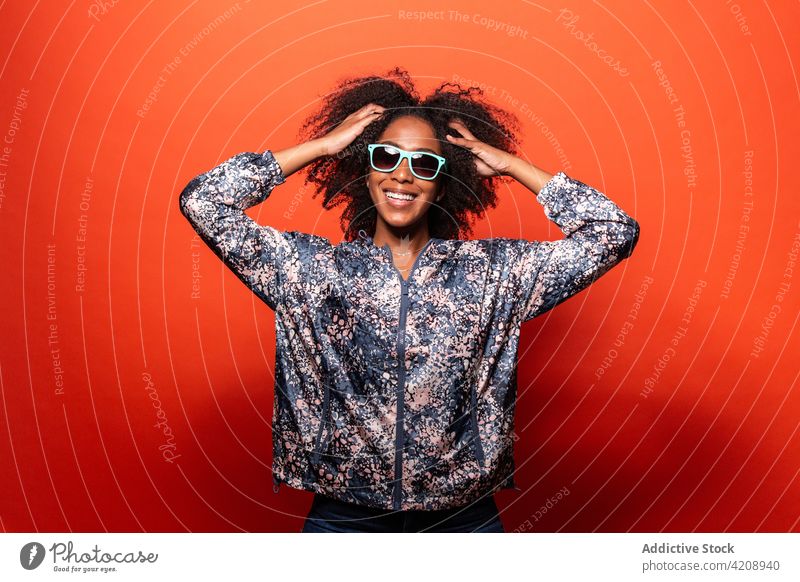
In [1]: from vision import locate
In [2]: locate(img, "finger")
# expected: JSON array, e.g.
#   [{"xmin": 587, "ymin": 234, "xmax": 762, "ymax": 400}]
[
  {"xmin": 366, "ymin": 103, "xmax": 385, "ymax": 114},
  {"xmin": 448, "ymin": 120, "xmax": 476, "ymax": 140},
  {"xmin": 355, "ymin": 104, "xmax": 384, "ymax": 120},
  {"xmin": 367, "ymin": 108, "xmax": 385, "ymax": 121},
  {"xmin": 355, "ymin": 115, "xmax": 383, "ymax": 135},
  {"xmin": 363, "ymin": 109, "xmax": 385, "ymax": 123},
  {"xmin": 360, "ymin": 116, "xmax": 380, "ymax": 129},
  {"xmin": 445, "ymin": 134, "xmax": 473, "ymax": 147}
]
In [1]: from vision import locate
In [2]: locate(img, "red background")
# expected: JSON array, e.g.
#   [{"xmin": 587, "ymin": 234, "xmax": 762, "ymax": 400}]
[{"xmin": 1, "ymin": 0, "xmax": 798, "ymax": 532}]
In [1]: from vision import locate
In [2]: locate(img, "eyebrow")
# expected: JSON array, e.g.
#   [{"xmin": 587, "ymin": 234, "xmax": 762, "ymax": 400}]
[{"xmin": 378, "ymin": 140, "xmax": 440, "ymax": 154}]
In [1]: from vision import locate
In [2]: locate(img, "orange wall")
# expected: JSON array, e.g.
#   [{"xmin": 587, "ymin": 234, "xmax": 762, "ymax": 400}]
[{"xmin": 0, "ymin": 0, "xmax": 798, "ymax": 532}]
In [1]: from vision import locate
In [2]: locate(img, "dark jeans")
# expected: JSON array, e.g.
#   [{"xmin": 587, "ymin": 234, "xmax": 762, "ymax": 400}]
[{"xmin": 301, "ymin": 493, "xmax": 505, "ymax": 533}]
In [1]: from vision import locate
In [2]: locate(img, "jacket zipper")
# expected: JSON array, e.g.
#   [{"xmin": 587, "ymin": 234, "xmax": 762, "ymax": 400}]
[
  {"xmin": 384, "ymin": 239, "xmax": 433, "ymax": 511},
  {"xmin": 393, "ymin": 281, "xmax": 409, "ymax": 510}
]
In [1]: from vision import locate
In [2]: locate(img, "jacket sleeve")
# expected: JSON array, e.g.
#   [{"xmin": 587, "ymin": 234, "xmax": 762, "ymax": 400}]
[
  {"xmin": 178, "ymin": 149, "xmax": 292, "ymax": 311},
  {"xmin": 512, "ymin": 172, "xmax": 641, "ymax": 322}
]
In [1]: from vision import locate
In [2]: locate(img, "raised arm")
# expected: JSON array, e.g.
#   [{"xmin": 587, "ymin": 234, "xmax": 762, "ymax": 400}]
[
  {"xmin": 178, "ymin": 149, "xmax": 292, "ymax": 310},
  {"xmin": 178, "ymin": 105, "xmax": 393, "ymax": 310},
  {"xmin": 444, "ymin": 119, "xmax": 640, "ymax": 323},
  {"xmin": 511, "ymin": 169, "xmax": 641, "ymax": 322}
]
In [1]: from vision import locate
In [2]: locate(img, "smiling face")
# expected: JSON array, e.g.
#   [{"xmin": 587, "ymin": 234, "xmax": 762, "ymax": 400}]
[{"xmin": 366, "ymin": 115, "xmax": 444, "ymax": 236}]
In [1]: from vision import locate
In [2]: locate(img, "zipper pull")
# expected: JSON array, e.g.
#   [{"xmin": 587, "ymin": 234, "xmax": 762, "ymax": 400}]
[{"xmin": 272, "ymin": 474, "xmax": 280, "ymax": 494}]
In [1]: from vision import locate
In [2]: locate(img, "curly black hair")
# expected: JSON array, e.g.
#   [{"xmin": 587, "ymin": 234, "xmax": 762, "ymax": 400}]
[{"xmin": 297, "ymin": 66, "xmax": 522, "ymax": 241}]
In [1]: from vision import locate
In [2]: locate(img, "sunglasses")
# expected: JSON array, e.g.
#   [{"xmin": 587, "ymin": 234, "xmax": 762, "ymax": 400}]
[{"xmin": 367, "ymin": 143, "xmax": 447, "ymax": 181}]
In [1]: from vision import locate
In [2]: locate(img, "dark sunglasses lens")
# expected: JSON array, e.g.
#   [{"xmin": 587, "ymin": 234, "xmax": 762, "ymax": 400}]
[
  {"xmin": 372, "ymin": 146, "xmax": 400, "ymax": 171},
  {"xmin": 410, "ymin": 153, "xmax": 440, "ymax": 178}
]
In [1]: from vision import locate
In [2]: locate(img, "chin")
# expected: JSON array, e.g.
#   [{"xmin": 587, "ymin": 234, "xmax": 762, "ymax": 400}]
[{"xmin": 379, "ymin": 213, "xmax": 425, "ymax": 230}]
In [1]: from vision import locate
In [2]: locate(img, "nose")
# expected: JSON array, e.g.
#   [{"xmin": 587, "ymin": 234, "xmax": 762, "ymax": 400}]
[{"xmin": 391, "ymin": 157, "xmax": 414, "ymax": 183}]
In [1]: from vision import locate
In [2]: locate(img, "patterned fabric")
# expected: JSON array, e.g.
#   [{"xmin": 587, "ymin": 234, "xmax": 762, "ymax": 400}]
[{"xmin": 178, "ymin": 149, "xmax": 640, "ymax": 510}]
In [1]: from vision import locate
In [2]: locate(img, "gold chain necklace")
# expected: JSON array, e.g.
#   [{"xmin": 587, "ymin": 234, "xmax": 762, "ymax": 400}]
[
  {"xmin": 380, "ymin": 238, "xmax": 430, "ymax": 272},
  {"xmin": 392, "ymin": 243, "xmax": 426, "ymax": 257},
  {"xmin": 396, "ymin": 255, "xmax": 418, "ymax": 272},
  {"xmin": 395, "ymin": 251, "xmax": 422, "ymax": 273}
]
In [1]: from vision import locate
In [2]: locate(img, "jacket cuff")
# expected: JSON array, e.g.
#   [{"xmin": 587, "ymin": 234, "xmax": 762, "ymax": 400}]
[
  {"xmin": 256, "ymin": 149, "xmax": 287, "ymax": 186},
  {"xmin": 535, "ymin": 171, "xmax": 570, "ymax": 207}
]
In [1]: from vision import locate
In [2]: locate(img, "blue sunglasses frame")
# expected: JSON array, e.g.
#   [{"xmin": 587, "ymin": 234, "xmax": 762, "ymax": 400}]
[{"xmin": 367, "ymin": 143, "xmax": 447, "ymax": 181}]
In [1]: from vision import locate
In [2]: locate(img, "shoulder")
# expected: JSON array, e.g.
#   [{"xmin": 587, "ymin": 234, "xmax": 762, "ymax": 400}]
[
  {"xmin": 275, "ymin": 230, "xmax": 335, "ymax": 271},
  {"xmin": 281, "ymin": 230, "xmax": 334, "ymax": 254}
]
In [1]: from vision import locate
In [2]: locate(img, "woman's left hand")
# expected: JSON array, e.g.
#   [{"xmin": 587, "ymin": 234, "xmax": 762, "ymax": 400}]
[{"xmin": 446, "ymin": 119, "xmax": 515, "ymax": 177}]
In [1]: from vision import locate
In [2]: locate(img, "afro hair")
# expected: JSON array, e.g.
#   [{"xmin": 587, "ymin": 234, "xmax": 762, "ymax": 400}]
[{"xmin": 297, "ymin": 66, "xmax": 522, "ymax": 241}]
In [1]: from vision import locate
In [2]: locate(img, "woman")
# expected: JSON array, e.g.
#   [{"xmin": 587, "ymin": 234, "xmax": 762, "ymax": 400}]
[{"xmin": 178, "ymin": 67, "xmax": 640, "ymax": 533}]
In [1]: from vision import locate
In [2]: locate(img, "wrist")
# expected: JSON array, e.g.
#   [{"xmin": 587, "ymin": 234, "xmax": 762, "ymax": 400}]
[
  {"xmin": 504, "ymin": 155, "xmax": 528, "ymax": 178},
  {"xmin": 311, "ymin": 137, "xmax": 331, "ymax": 158},
  {"xmin": 505, "ymin": 155, "xmax": 554, "ymax": 195},
  {"xmin": 272, "ymin": 139, "xmax": 327, "ymax": 179}
]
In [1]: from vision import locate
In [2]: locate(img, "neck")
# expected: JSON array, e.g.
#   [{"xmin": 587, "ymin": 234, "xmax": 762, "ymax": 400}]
[{"xmin": 372, "ymin": 221, "xmax": 431, "ymax": 255}]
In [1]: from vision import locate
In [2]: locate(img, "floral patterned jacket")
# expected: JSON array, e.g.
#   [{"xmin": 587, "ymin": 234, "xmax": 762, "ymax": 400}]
[{"xmin": 178, "ymin": 149, "xmax": 640, "ymax": 511}]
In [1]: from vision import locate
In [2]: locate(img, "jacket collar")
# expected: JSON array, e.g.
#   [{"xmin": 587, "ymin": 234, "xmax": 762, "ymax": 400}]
[
  {"xmin": 350, "ymin": 231, "xmax": 459, "ymax": 278},
  {"xmin": 356, "ymin": 229, "xmax": 440, "ymax": 250}
]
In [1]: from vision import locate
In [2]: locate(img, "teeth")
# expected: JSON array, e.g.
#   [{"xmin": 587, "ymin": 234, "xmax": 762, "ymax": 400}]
[{"xmin": 385, "ymin": 190, "xmax": 415, "ymax": 201}]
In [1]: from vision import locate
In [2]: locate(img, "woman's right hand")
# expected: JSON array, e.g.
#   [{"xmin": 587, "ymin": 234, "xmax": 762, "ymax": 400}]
[
  {"xmin": 318, "ymin": 103, "xmax": 386, "ymax": 156},
  {"xmin": 273, "ymin": 104, "xmax": 385, "ymax": 178}
]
